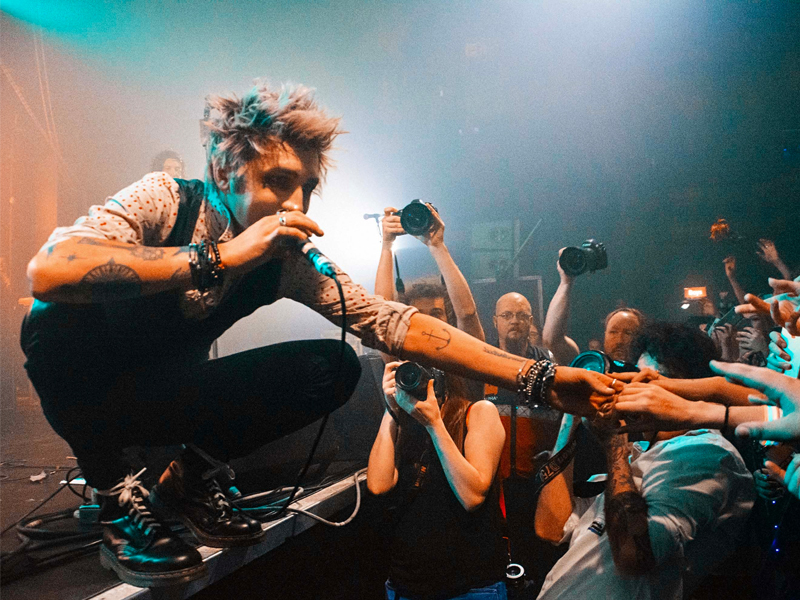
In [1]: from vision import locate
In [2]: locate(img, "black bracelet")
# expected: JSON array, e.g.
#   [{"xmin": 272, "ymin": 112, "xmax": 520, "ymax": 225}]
[
  {"xmin": 519, "ymin": 359, "xmax": 555, "ymax": 408},
  {"xmin": 722, "ymin": 404, "xmax": 730, "ymax": 433},
  {"xmin": 188, "ymin": 241, "xmax": 225, "ymax": 292}
]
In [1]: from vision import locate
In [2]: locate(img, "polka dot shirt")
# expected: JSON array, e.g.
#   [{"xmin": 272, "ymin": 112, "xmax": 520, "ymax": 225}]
[{"xmin": 42, "ymin": 172, "xmax": 417, "ymax": 354}]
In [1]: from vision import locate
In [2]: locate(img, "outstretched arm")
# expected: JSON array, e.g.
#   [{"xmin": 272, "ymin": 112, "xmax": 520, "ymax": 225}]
[{"xmin": 374, "ymin": 207, "xmax": 403, "ymax": 301}]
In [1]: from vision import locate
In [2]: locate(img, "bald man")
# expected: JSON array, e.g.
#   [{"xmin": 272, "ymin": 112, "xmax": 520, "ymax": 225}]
[{"xmin": 493, "ymin": 292, "xmax": 552, "ymax": 362}]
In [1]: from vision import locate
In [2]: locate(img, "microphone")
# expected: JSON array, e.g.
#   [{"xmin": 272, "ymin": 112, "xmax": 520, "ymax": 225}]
[
  {"xmin": 363, "ymin": 213, "xmax": 381, "ymax": 220},
  {"xmin": 297, "ymin": 240, "xmax": 338, "ymax": 279}
]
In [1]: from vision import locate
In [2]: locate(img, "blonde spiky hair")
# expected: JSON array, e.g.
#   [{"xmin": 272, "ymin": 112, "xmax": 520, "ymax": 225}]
[{"xmin": 202, "ymin": 80, "xmax": 343, "ymax": 188}]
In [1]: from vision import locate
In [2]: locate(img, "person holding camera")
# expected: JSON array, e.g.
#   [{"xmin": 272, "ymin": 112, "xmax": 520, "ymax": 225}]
[{"xmin": 367, "ymin": 360, "xmax": 508, "ymax": 600}]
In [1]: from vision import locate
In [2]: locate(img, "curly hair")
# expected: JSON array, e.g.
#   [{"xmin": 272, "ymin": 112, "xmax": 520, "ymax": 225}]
[
  {"xmin": 151, "ymin": 149, "xmax": 184, "ymax": 174},
  {"xmin": 401, "ymin": 277, "xmax": 456, "ymax": 327},
  {"xmin": 630, "ymin": 322, "xmax": 720, "ymax": 379},
  {"xmin": 203, "ymin": 80, "xmax": 343, "ymax": 190}
]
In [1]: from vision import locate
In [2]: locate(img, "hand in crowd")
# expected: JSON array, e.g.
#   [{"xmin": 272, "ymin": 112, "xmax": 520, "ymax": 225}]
[
  {"xmin": 381, "ymin": 207, "xmax": 406, "ymax": 246},
  {"xmin": 723, "ymin": 255, "xmax": 737, "ymax": 279},
  {"xmin": 754, "ymin": 467, "xmax": 785, "ymax": 501},
  {"xmin": 767, "ymin": 330, "xmax": 792, "ymax": 373},
  {"xmin": 764, "ymin": 453, "xmax": 800, "ymax": 500},
  {"xmin": 557, "ymin": 248, "xmax": 575, "ymax": 284},
  {"xmin": 614, "ymin": 382, "xmax": 704, "ymax": 432},
  {"xmin": 735, "ymin": 277, "xmax": 800, "ymax": 335},
  {"xmin": 549, "ymin": 367, "xmax": 622, "ymax": 418},
  {"xmin": 736, "ymin": 326, "xmax": 769, "ymax": 356},
  {"xmin": 710, "ymin": 360, "xmax": 800, "ymax": 442},
  {"xmin": 756, "ymin": 239, "xmax": 781, "ymax": 266},
  {"xmin": 711, "ymin": 323, "xmax": 739, "ymax": 362}
]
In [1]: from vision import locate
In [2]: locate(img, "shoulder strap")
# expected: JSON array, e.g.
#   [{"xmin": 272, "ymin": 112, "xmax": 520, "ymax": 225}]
[{"xmin": 165, "ymin": 178, "xmax": 206, "ymax": 246}]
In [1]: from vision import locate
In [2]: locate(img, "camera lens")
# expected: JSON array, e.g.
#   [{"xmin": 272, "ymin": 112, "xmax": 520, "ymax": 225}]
[
  {"xmin": 569, "ymin": 350, "xmax": 610, "ymax": 373},
  {"xmin": 395, "ymin": 362, "xmax": 431, "ymax": 398},
  {"xmin": 399, "ymin": 200, "xmax": 433, "ymax": 236},
  {"xmin": 559, "ymin": 246, "xmax": 588, "ymax": 277}
]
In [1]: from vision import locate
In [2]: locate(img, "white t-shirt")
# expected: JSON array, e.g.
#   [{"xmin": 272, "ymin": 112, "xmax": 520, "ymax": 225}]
[{"xmin": 537, "ymin": 430, "xmax": 754, "ymax": 600}]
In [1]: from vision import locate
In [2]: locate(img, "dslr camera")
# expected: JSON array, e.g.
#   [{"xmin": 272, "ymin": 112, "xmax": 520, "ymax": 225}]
[
  {"xmin": 395, "ymin": 361, "xmax": 446, "ymax": 402},
  {"xmin": 394, "ymin": 199, "xmax": 437, "ymax": 236},
  {"xmin": 569, "ymin": 350, "xmax": 638, "ymax": 374},
  {"xmin": 559, "ymin": 239, "xmax": 608, "ymax": 277}
]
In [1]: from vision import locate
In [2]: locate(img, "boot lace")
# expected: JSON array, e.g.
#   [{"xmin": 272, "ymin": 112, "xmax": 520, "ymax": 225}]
[
  {"xmin": 201, "ymin": 466, "xmax": 233, "ymax": 522},
  {"xmin": 99, "ymin": 467, "xmax": 160, "ymax": 536}
]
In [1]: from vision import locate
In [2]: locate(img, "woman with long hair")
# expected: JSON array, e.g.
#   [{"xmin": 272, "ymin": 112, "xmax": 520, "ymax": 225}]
[{"xmin": 368, "ymin": 361, "xmax": 508, "ymax": 600}]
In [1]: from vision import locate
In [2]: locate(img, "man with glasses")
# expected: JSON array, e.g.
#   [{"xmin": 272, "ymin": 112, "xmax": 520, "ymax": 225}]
[{"xmin": 493, "ymin": 292, "xmax": 552, "ymax": 363}]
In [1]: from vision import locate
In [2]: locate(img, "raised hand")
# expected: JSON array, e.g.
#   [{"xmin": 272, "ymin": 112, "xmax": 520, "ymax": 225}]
[
  {"xmin": 723, "ymin": 255, "xmax": 737, "ymax": 278},
  {"xmin": 757, "ymin": 239, "xmax": 780, "ymax": 265},
  {"xmin": 381, "ymin": 207, "xmax": 405, "ymax": 246},
  {"xmin": 736, "ymin": 326, "xmax": 769, "ymax": 355},
  {"xmin": 709, "ymin": 360, "xmax": 800, "ymax": 442},
  {"xmin": 764, "ymin": 454, "xmax": 800, "ymax": 499},
  {"xmin": 413, "ymin": 203, "xmax": 445, "ymax": 248}
]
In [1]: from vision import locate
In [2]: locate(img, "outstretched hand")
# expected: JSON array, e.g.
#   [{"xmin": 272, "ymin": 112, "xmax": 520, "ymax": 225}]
[
  {"xmin": 614, "ymin": 382, "xmax": 707, "ymax": 432},
  {"xmin": 548, "ymin": 367, "xmax": 621, "ymax": 417},
  {"xmin": 764, "ymin": 454, "xmax": 800, "ymax": 500},
  {"xmin": 709, "ymin": 360, "xmax": 800, "ymax": 442}
]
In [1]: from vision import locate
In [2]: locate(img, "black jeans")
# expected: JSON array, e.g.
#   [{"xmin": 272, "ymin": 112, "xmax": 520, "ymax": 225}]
[{"xmin": 26, "ymin": 339, "xmax": 361, "ymax": 489}]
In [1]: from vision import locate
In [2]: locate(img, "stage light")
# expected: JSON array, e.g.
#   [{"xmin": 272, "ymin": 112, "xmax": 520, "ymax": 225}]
[{"xmin": 680, "ymin": 302, "xmax": 691, "ymax": 310}]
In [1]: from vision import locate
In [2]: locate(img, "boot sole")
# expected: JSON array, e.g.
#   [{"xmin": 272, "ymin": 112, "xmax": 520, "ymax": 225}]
[
  {"xmin": 150, "ymin": 488, "xmax": 266, "ymax": 548},
  {"xmin": 99, "ymin": 546, "xmax": 208, "ymax": 588}
]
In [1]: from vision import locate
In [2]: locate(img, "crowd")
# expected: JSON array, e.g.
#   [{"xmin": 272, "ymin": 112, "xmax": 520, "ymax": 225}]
[{"xmin": 19, "ymin": 80, "xmax": 798, "ymax": 599}]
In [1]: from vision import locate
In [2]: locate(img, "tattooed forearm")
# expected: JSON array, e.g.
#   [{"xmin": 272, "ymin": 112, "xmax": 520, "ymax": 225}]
[
  {"xmin": 603, "ymin": 433, "xmax": 656, "ymax": 576},
  {"xmin": 78, "ymin": 258, "xmax": 142, "ymax": 302},
  {"xmin": 168, "ymin": 266, "xmax": 188, "ymax": 282},
  {"xmin": 172, "ymin": 246, "xmax": 191, "ymax": 255}
]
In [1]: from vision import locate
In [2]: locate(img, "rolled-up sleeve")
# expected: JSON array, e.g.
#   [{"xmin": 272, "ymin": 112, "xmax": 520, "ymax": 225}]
[{"xmin": 278, "ymin": 253, "xmax": 418, "ymax": 355}]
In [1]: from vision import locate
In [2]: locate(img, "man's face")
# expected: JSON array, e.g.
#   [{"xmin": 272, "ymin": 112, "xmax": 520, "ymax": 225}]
[
  {"xmin": 162, "ymin": 158, "xmax": 184, "ymax": 179},
  {"xmin": 494, "ymin": 294, "xmax": 533, "ymax": 347},
  {"xmin": 604, "ymin": 311, "xmax": 640, "ymax": 362},
  {"xmin": 217, "ymin": 143, "xmax": 320, "ymax": 231},
  {"xmin": 411, "ymin": 297, "xmax": 448, "ymax": 322}
]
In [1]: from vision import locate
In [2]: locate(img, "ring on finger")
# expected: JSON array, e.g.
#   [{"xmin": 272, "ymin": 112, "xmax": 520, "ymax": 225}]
[{"xmin": 277, "ymin": 212, "xmax": 287, "ymax": 227}]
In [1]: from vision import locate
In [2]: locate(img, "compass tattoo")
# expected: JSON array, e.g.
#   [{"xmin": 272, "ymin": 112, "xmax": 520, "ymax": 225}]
[{"xmin": 79, "ymin": 258, "xmax": 142, "ymax": 302}]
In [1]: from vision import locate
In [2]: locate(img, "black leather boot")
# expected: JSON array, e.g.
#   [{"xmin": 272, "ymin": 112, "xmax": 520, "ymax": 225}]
[
  {"xmin": 150, "ymin": 447, "xmax": 264, "ymax": 547},
  {"xmin": 97, "ymin": 469, "xmax": 207, "ymax": 587}
]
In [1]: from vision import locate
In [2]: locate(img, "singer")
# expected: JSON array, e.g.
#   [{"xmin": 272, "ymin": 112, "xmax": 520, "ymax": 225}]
[{"xmin": 21, "ymin": 80, "xmax": 616, "ymax": 587}]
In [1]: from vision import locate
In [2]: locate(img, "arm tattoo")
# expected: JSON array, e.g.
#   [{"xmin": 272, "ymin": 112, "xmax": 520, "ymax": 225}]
[
  {"xmin": 77, "ymin": 237, "xmax": 165, "ymax": 260},
  {"xmin": 482, "ymin": 346, "xmax": 522, "ymax": 361},
  {"xmin": 421, "ymin": 328, "xmax": 451, "ymax": 350},
  {"xmin": 78, "ymin": 258, "xmax": 142, "ymax": 302},
  {"xmin": 604, "ymin": 434, "xmax": 656, "ymax": 576}
]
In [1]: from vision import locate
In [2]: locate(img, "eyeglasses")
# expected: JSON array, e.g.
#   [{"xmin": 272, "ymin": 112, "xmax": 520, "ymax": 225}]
[{"xmin": 496, "ymin": 312, "xmax": 532, "ymax": 322}]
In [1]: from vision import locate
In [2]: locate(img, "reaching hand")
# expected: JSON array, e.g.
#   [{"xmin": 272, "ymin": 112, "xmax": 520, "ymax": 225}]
[
  {"xmin": 709, "ymin": 360, "xmax": 800, "ymax": 442},
  {"xmin": 615, "ymin": 368, "xmax": 661, "ymax": 385},
  {"xmin": 710, "ymin": 323, "xmax": 739, "ymax": 362},
  {"xmin": 723, "ymin": 255, "xmax": 737, "ymax": 279},
  {"xmin": 764, "ymin": 454, "xmax": 800, "ymax": 500},
  {"xmin": 548, "ymin": 367, "xmax": 620, "ymax": 417},
  {"xmin": 381, "ymin": 207, "xmax": 405, "ymax": 246},
  {"xmin": 757, "ymin": 239, "xmax": 780, "ymax": 265},
  {"xmin": 754, "ymin": 467, "xmax": 785, "ymax": 501},
  {"xmin": 614, "ymin": 382, "xmax": 707, "ymax": 432},
  {"xmin": 736, "ymin": 293, "xmax": 800, "ymax": 334},
  {"xmin": 413, "ymin": 203, "xmax": 445, "ymax": 248},
  {"xmin": 395, "ymin": 379, "xmax": 442, "ymax": 428},
  {"xmin": 736, "ymin": 326, "xmax": 769, "ymax": 355},
  {"xmin": 766, "ymin": 330, "xmax": 792, "ymax": 373}
]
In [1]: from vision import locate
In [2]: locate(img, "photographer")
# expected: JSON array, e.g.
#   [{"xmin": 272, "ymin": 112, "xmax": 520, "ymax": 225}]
[
  {"xmin": 367, "ymin": 361, "xmax": 508, "ymax": 600},
  {"xmin": 541, "ymin": 248, "xmax": 581, "ymax": 366}
]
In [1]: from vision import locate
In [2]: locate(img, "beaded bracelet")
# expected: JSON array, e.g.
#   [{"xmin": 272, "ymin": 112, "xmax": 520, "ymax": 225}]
[{"xmin": 517, "ymin": 358, "xmax": 556, "ymax": 407}]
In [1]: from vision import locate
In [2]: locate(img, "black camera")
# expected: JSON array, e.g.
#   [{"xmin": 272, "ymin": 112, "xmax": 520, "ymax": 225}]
[
  {"xmin": 395, "ymin": 199, "xmax": 435, "ymax": 236},
  {"xmin": 569, "ymin": 350, "xmax": 638, "ymax": 374},
  {"xmin": 395, "ymin": 362, "xmax": 446, "ymax": 401},
  {"xmin": 559, "ymin": 239, "xmax": 608, "ymax": 277}
]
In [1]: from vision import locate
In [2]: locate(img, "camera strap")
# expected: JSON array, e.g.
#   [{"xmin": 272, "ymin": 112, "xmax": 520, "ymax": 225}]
[{"xmin": 530, "ymin": 436, "xmax": 579, "ymax": 496}]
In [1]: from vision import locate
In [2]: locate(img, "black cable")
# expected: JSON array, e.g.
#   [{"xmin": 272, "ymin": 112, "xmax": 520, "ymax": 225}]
[{"xmin": 255, "ymin": 274, "xmax": 348, "ymax": 521}]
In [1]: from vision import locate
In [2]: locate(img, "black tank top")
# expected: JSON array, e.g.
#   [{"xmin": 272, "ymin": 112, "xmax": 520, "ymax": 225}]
[{"xmin": 388, "ymin": 409, "xmax": 507, "ymax": 600}]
